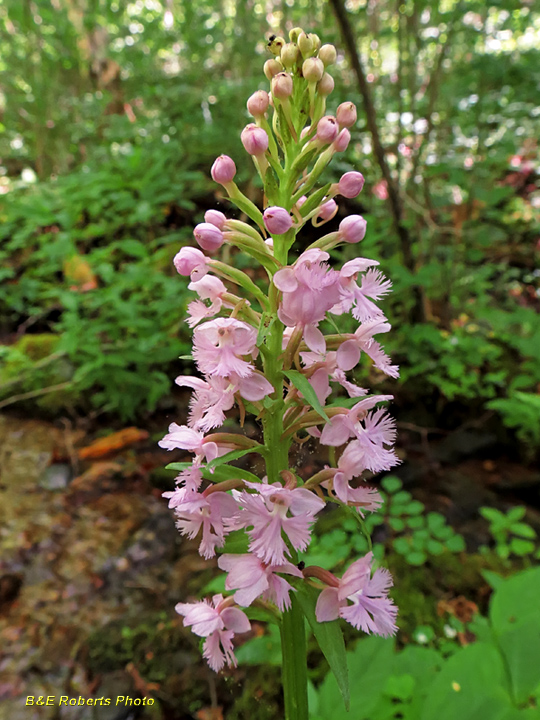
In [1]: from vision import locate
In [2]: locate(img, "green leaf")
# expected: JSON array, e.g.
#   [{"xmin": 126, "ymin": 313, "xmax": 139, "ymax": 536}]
[
  {"xmin": 284, "ymin": 369, "xmax": 329, "ymax": 422},
  {"xmin": 205, "ymin": 462, "xmax": 261, "ymax": 485},
  {"xmin": 205, "ymin": 446, "xmax": 261, "ymax": 471},
  {"xmin": 295, "ymin": 582, "xmax": 349, "ymax": 711},
  {"xmin": 509, "ymin": 538, "xmax": 535, "ymax": 556},
  {"xmin": 381, "ymin": 476, "xmax": 402, "ymax": 493},
  {"xmin": 510, "ymin": 522, "xmax": 536, "ymax": 539},
  {"xmin": 165, "ymin": 462, "xmax": 192, "ymax": 472},
  {"xmin": 389, "ymin": 517, "xmax": 405, "ymax": 532},
  {"xmin": 219, "ymin": 529, "xmax": 249, "ymax": 554},
  {"xmin": 446, "ymin": 535, "xmax": 466, "ymax": 553},
  {"xmin": 421, "ymin": 643, "xmax": 514, "ymax": 720},
  {"xmin": 235, "ymin": 625, "xmax": 282, "ymax": 666},
  {"xmin": 406, "ymin": 551, "xmax": 427, "ymax": 566},
  {"xmin": 480, "ymin": 570, "xmax": 505, "ymax": 590}
]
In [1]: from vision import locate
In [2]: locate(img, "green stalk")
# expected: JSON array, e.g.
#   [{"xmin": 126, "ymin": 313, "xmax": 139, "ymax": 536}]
[
  {"xmin": 261, "ymin": 149, "xmax": 309, "ymax": 718},
  {"xmin": 281, "ymin": 596, "xmax": 309, "ymax": 720}
]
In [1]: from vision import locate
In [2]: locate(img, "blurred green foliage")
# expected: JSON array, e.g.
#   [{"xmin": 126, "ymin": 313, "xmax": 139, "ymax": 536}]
[{"xmin": 0, "ymin": 0, "xmax": 538, "ymax": 449}]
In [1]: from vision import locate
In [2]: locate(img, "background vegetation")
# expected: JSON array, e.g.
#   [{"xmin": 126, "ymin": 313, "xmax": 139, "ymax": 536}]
[{"xmin": 0, "ymin": 0, "xmax": 539, "ymax": 718}]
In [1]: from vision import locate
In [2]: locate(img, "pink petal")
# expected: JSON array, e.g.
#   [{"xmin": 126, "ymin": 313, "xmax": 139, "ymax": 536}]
[
  {"xmin": 337, "ymin": 340, "xmax": 361, "ymax": 371},
  {"xmin": 274, "ymin": 267, "xmax": 298, "ymax": 292},
  {"xmin": 221, "ymin": 606, "xmax": 251, "ymax": 634},
  {"xmin": 304, "ymin": 324, "xmax": 326, "ymax": 354},
  {"xmin": 315, "ymin": 587, "xmax": 341, "ymax": 622}
]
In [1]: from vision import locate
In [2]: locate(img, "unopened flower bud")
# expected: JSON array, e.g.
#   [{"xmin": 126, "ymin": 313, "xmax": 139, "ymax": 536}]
[
  {"xmin": 263, "ymin": 206, "xmax": 293, "ymax": 235},
  {"xmin": 281, "ymin": 42, "xmax": 300, "ymax": 69},
  {"xmin": 173, "ymin": 247, "xmax": 207, "ymax": 276},
  {"xmin": 241, "ymin": 124, "xmax": 269, "ymax": 156},
  {"xmin": 339, "ymin": 215, "xmax": 367, "ymax": 243},
  {"xmin": 302, "ymin": 57, "xmax": 324, "ymax": 82},
  {"xmin": 336, "ymin": 102, "xmax": 357, "ymax": 128},
  {"xmin": 211, "ymin": 155, "xmax": 236, "ymax": 185},
  {"xmin": 194, "ymin": 223, "xmax": 225, "ymax": 252},
  {"xmin": 204, "ymin": 209, "xmax": 227, "ymax": 229},
  {"xmin": 317, "ymin": 72, "xmax": 334, "ymax": 96},
  {"xmin": 298, "ymin": 31, "xmax": 316, "ymax": 57},
  {"xmin": 333, "ymin": 128, "xmax": 351, "ymax": 153},
  {"xmin": 264, "ymin": 58, "xmax": 283, "ymax": 80},
  {"xmin": 318, "ymin": 199, "xmax": 338, "ymax": 221},
  {"xmin": 271, "ymin": 72, "xmax": 293, "ymax": 100},
  {"xmin": 267, "ymin": 35, "xmax": 285, "ymax": 56},
  {"xmin": 297, "ymin": 195, "xmax": 307, "ymax": 208},
  {"xmin": 316, "ymin": 116, "xmax": 339, "ymax": 144},
  {"xmin": 247, "ymin": 90, "xmax": 270, "ymax": 118},
  {"xmin": 338, "ymin": 171, "xmax": 365, "ymax": 198},
  {"xmin": 289, "ymin": 27, "xmax": 302, "ymax": 43},
  {"xmin": 318, "ymin": 44, "xmax": 337, "ymax": 67}
]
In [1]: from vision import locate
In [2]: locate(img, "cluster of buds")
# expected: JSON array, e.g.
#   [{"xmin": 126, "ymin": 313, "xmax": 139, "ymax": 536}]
[{"xmin": 161, "ymin": 26, "xmax": 398, "ymax": 673}]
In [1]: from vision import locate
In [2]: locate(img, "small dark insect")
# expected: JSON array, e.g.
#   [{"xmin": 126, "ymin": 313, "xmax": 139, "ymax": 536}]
[
  {"xmin": 268, "ymin": 34, "xmax": 276, "ymax": 43},
  {"xmin": 297, "ymin": 561, "xmax": 305, "ymax": 571}
]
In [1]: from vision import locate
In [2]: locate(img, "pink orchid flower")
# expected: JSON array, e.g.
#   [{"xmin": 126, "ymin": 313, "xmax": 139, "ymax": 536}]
[
  {"xmin": 233, "ymin": 479, "xmax": 325, "ymax": 566},
  {"xmin": 193, "ymin": 317, "xmax": 258, "ymax": 378},
  {"xmin": 218, "ymin": 553, "xmax": 303, "ymax": 611},
  {"xmin": 176, "ymin": 594, "xmax": 250, "ymax": 672},
  {"xmin": 314, "ymin": 553, "xmax": 398, "ymax": 637}
]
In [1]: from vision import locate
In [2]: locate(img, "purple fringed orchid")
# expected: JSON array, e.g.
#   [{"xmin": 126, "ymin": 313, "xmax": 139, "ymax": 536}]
[{"xmin": 160, "ymin": 27, "xmax": 400, "ymax": 693}]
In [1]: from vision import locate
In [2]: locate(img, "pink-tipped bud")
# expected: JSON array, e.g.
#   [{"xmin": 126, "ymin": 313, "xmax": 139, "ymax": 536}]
[
  {"xmin": 318, "ymin": 199, "xmax": 338, "ymax": 221},
  {"xmin": 173, "ymin": 247, "xmax": 207, "ymax": 276},
  {"xmin": 194, "ymin": 223, "xmax": 225, "ymax": 252},
  {"xmin": 297, "ymin": 195, "xmax": 307, "ymax": 208},
  {"xmin": 336, "ymin": 102, "xmax": 357, "ymax": 128},
  {"xmin": 338, "ymin": 171, "xmax": 365, "ymax": 198},
  {"xmin": 264, "ymin": 58, "xmax": 283, "ymax": 80},
  {"xmin": 317, "ymin": 72, "xmax": 334, "ymax": 97},
  {"xmin": 211, "ymin": 155, "xmax": 236, "ymax": 185},
  {"xmin": 316, "ymin": 116, "xmax": 339, "ymax": 144},
  {"xmin": 339, "ymin": 215, "xmax": 367, "ymax": 243},
  {"xmin": 263, "ymin": 206, "xmax": 293, "ymax": 235},
  {"xmin": 204, "ymin": 209, "xmax": 227, "ymax": 229},
  {"xmin": 333, "ymin": 128, "xmax": 351, "ymax": 153},
  {"xmin": 247, "ymin": 90, "xmax": 270, "ymax": 118},
  {"xmin": 271, "ymin": 72, "xmax": 293, "ymax": 100},
  {"xmin": 318, "ymin": 44, "xmax": 337, "ymax": 67},
  {"xmin": 241, "ymin": 124, "xmax": 269, "ymax": 157},
  {"xmin": 302, "ymin": 57, "xmax": 324, "ymax": 82}
]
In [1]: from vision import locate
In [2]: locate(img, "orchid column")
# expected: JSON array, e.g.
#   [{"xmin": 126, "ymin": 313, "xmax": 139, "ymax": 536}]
[{"xmin": 161, "ymin": 27, "xmax": 399, "ymax": 720}]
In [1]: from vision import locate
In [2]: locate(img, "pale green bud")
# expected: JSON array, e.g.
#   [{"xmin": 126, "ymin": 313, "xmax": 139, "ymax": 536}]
[
  {"xmin": 280, "ymin": 42, "xmax": 300, "ymax": 70},
  {"xmin": 289, "ymin": 27, "xmax": 303, "ymax": 43},
  {"xmin": 302, "ymin": 57, "xmax": 324, "ymax": 82},
  {"xmin": 298, "ymin": 31, "xmax": 316, "ymax": 58},
  {"xmin": 318, "ymin": 44, "xmax": 337, "ymax": 67}
]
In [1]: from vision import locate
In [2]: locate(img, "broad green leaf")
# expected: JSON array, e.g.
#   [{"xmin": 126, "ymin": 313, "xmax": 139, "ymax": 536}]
[
  {"xmin": 284, "ymin": 369, "xmax": 329, "ymax": 422},
  {"xmin": 294, "ymin": 582, "xmax": 349, "ymax": 711},
  {"xmin": 421, "ymin": 643, "xmax": 513, "ymax": 720},
  {"xmin": 490, "ymin": 567, "xmax": 540, "ymax": 635},
  {"xmin": 317, "ymin": 636, "xmax": 395, "ymax": 719}
]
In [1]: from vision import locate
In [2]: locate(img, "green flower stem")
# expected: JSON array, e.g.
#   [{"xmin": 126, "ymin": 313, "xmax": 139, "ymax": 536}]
[{"xmin": 280, "ymin": 595, "xmax": 309, "ymax": 720}]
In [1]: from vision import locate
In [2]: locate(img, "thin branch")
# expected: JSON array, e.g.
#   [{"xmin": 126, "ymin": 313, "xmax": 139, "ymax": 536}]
[{"xmin": 0, "ymin": 382, "xmax": 73, "ymax": 410}]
